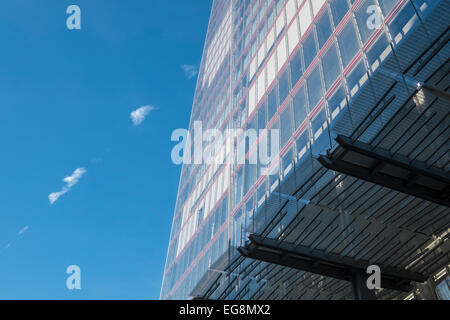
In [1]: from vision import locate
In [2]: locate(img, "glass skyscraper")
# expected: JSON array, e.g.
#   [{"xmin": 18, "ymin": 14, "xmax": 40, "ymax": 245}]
[{"xmin": 161, "ymin": 0, "xmax": 449, "ymax": 300}]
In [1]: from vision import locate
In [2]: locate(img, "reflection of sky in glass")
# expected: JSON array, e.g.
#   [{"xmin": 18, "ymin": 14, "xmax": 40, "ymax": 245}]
[{"xmin": 436, "ymin": 277, "xmax": 450, "ymax": 300}]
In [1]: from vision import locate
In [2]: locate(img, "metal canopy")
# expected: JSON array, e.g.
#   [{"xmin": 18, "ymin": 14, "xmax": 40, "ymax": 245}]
[
  {"xmin": 318, "ymin": 135, "xmax": 450, "ymax": 207},
  {"xmin": 239, "ymin": 234, "xmax": 427, "ymax": 295}
]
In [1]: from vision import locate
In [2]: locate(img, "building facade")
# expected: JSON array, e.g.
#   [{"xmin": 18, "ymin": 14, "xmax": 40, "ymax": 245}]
[{"xmin": 161, "ymin": 0, "xmax": 449, "ymax": 300}]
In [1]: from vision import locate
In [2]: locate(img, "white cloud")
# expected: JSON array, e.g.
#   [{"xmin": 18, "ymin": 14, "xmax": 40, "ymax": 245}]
[
  {"xmin": 181, "ymin": 64, "xmax": 198, "ymax": 80},
  {"xmin": 130, "ymin": 106, "xmax": 155, "ymax": 126},
  {"xmin": 17, "ymin": 225, "xmax": 30, "ymax": 236},
  {"xmin": 63, "ymin": 168, "xmax": 86, "ymax": 187},
  {"xmin": 48, "ymin": 191, "xmax": 65, "ymax": 204},
  {"xmin": 49, "ymin": 168, "xmax": 86, "ymax": 204}
]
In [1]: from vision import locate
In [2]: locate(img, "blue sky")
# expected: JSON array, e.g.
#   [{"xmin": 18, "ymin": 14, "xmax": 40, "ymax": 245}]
[{"xmin": 0, "ymin": 0, "xmax": 211, "ymax": 299}]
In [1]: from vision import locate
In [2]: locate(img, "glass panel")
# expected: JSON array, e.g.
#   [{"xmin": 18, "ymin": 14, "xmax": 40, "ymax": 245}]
[
  {"xmin": 412, "ymin": 0, "xmax": 435, "ymax": 18},
  {"xmin": 307, "ymin": 66, "xmax": 323, "ymax": 110},
  {"xmin": 278, "ymin": 67, "xmax": 291, "ymax": 105},
  {"xmin": 248, "ymin": 112, "xmax": 258, "ymax": 131},
  {"xmin": 292, "ymin": 85, "xmax": 308, "ymax": 131},
  {"xmin": 311, "ymin": 107, "xmax": 330, "ymax": 156},
  {"xmin": 290, "ymin": 48, "xmax": 303, "ymax": 87},
  {"xmin": 379, "ymin": 0, "xmax": 400, "ymax": 15},
  {"xmin": 338, "ymin": 21, "xmax": 360, "ymax": 68},
  {"xmin": 322, "ymin": 42, "xmax": 341, "ymax": 91},
  {"xmin": 236, "ymin": 167, "xmax": 243, "ymax": 204},
  {"xmin": 303, "ymin": 31, "xmax": 317, "ymax": 70},
  {"xmin": 258, "ymin": 99, "xmax": 268, "ymax": 130},
  {"xmin": 280, "ymin": 103, "xmax": 293, "ymax": 148},
  {"xmin": 244, "ymin": 164, "xmax": 256, "ymax": 196},
  {"xmin": 282, "ymin": 148, "xmax": 294, "ymax": 177},
  {"xmin": 355, "ymin": 0, "xmax": 378, "ymax": 44},
  {"xmin": 346, "ymin": 61, "xmax": 367, "ymax": 97},
  {"xmin": 299, "ymin": 0, "xmax": 313, "ymax": 34},
  {"xmin": 388, "ymin": 2, "xmax": 418, "ymax": 46},
  {"xmin": 296, "ymin": 126, "xmax": 311, "ymax": 162},
  {"xmin": 330, "ymin": 0, "xmax": 349, "ymax": 28},
  {"xmin": 328, "ymin": 85, "xmax": 347, "ymax": 121},
  {"xmin": 316, "ymin": 9, "xmax": 333, "ymax": 49},
  {"xmin": 366, "ymin": 32, "xmax": 390, "ymax": 70},
  {"xmin": 435, "ymin": 277, "xmax": 450, "ymax": 300},
  {"xmin": 267, "ymin": 86, "xmax": 278, "ymax": 122}
]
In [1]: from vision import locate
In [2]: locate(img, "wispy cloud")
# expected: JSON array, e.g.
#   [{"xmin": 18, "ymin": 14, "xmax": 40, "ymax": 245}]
[
  {"xmin": 17, "ymin": 225, "xmax": 30, "ymax": 236},
  {"xmin": 49, "ymin": 168, "xmax": 87, "ymax": 204},
  {"xmin": 130, "ymin": 105, "xmax": 156, "ymax": 126},
  {"xmin": 2, "ymin": 225, "xmax": 31, "ymax": 252},
  {"xmin": 181, "ymin": 64, "xmax": 198, "ymax": 80}
]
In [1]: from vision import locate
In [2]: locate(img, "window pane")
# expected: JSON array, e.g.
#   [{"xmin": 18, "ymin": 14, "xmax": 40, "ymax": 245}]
[
  {"xmin": 311, "ymin": 107, "xmax": 330, "ymax": 155},
  {"xmin": 258, "ymin": 100, "xmax": 267, "ymax": 130},
  {"xmin": 330, "ymin": 0, "xmax": 349, "ymax": 28},
  {"xmin": 303, "ymin": 31, "xmax": 317, "ymax": 70},
  {"xmin": 267, "ymin": 86, "xmax": 278, "ymax": 121},
  {"xmin": 290, "ymin": 48, "xmax": 303, "ymax": 87},
  {"xmin": 346, "ymin": 61, "xmax": 367, "ymax": 97},
  {"xmin": 296, "ymin": 127, "xmax": 310, "ymax": 161},
  {"xmin": 256, "ymin": 180, "xmax": 267, "ymax": 208},
  {"xmin": 307, "ymin": 67, "xmax": 323, "ymax": 110},
  {"xmin": 293, "ymin": 85, "xmax": 307, "ymax": 131},
  {"xmin": 366, "ymin": 32, "xmax": 390, "ymax": 70},
  {"xmin": 244, "ymin": 164, "xmax": 256, "ymax": 196},
  {"xmin": 412, "ymin": 0, "xmax": 434, "ymax": 18},
  {"xmin": 328, "ymin": 85, "xmax": 347, "ymax": 121},
  {"xmin": 278, "ymin": 68, "xmax": 291, "ymax": 105},
  {"xmin": 388, "ymin": 2, "xmax": 418, "ymax": 45},
  {"xmin": 282, "ymin": 148, "xmax": 294, "ymax": 177},
  {"xmin": 436, "ymin": 277, "xmax": 450, "ymax": 300},
  {"xmin": 355, "ymin": 0, "xmax": 378, "ymax": 44},
  {"xmin": 379, "ymin": 0, "xmax": 400, "ymax": 15},
  {"xmin": 338, "ymin": 22, "xmax": 360, "ymax": 68},
  {"xmin": 299, "ymin": 0, "xmax": 313, "ymax": 34},
  {"xmin": 280, "ymin": 103, "xmax": 293, "ymax": 148},
  {"xmin": 316, "ymin": 10, "xmax": 333, "ymax": 49},
  {"xmin": 269, "ymin": 117, "xmax": 280, "ymax": 153},
  {"xmin": 248, "ymin": 112, "xmax": 257, "ymax": 131},
  {"xmin": 312, "ymin": 108, "xmax": 328, "ymax": 140},
  {"xmin": 322, "ymin": 42, "xmax": 340, "ymax": 91},
  {"xmin": 236, "ymin": 167, "xmax": 243, "ymax": 204}
]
